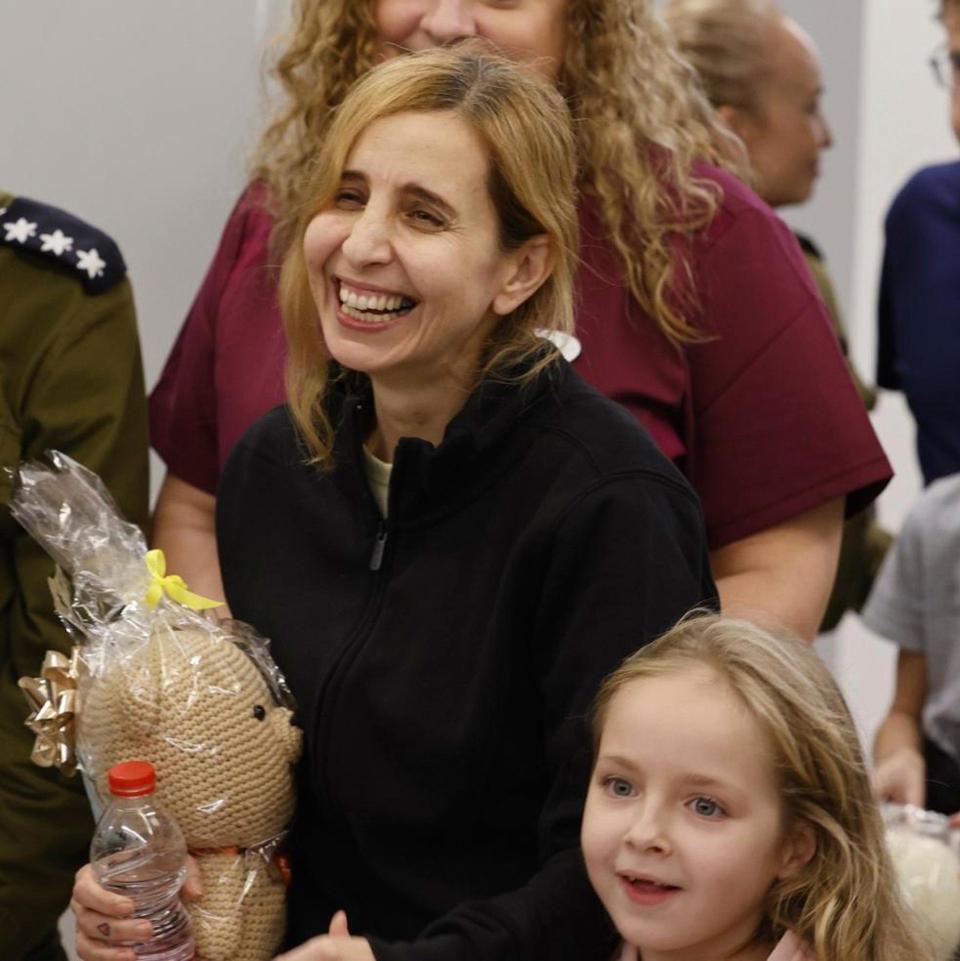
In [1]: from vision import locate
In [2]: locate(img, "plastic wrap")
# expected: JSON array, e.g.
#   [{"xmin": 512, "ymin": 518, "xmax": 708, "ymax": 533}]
[
  {"xmin": 11, "ymin": 452, "xmax": 302, "ymax": 961},
  {"xmin": 883, "ymin": 803, "xmax": 960, "ymax": 960}
]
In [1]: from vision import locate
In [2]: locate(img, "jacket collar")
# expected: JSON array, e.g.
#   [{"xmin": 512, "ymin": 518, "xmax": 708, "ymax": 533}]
[{"xmin": 327, "ymin": 352, "xmax": 566, "ymax": 522}]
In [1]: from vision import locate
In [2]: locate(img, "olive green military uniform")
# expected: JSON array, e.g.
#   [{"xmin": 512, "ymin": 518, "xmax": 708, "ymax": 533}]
[
  {"xmin": 796, "ymin": 233, "xmax": 892, "ymax": 632},
  {"xmin": 0, "ymin": 191, "xmax": 149, "ymax": 961}
]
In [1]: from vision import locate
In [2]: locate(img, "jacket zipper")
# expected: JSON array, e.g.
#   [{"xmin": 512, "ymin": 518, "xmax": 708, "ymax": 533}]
[
  {"xmin": 369, "ymin": 520, "xmax": 388, "ymax": 571},
  {"xmin": 314, "ymin": 440, "xmax": 399, "ymax": 821}
]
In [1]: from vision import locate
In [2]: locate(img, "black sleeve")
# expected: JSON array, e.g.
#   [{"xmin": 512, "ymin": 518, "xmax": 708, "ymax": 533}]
[{"xmin": 369, "ymin": 473, "xmax": 717, "ymax": 961}]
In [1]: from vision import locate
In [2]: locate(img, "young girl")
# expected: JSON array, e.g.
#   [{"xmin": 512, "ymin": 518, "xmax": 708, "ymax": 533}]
[{"xmin": 581, "ymin": 613, "xmax": 933, "ymax": 961}]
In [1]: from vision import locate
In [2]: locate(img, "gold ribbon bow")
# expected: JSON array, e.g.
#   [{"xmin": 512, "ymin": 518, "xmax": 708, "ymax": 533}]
[
  {"xmin": 144, "ymin": 549, "xmax": 222, "ymax": 611},
  {"xmin": 18, "ymin": 648, "xmax": 81, "ymax": 776}
]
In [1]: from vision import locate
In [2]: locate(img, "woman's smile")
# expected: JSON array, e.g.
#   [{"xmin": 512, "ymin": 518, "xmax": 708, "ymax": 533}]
[{"xmin": 335, "ymin": 278, "xmax": 418, "ymax": 328}]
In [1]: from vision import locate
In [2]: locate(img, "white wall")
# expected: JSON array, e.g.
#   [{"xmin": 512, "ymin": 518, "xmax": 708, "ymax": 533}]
[{"xmin": 3, "ymin": 1, "xmax": 275, "ymax": 497}]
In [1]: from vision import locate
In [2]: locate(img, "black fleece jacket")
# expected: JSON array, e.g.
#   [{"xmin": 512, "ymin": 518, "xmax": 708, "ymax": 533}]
[{"xmin": 216, "ymin": 358, "xmax": 716, "ymax": 961}]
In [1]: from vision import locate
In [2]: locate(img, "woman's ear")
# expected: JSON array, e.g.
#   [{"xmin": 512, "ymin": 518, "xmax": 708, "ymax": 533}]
[
  {"xmin": 717, "ymin": 103, "xmax": 748, "ymax": 138},
  {"xmin": 492, "ymin": 235, "xmax": 554, "ymax": 316},
  {"xmin": 777, "ymin": 822, "xmax": 817, "ymax": 880},
  {"xmin": 717, "ymin": 102, "xmax": 762, "ymax": 153}
]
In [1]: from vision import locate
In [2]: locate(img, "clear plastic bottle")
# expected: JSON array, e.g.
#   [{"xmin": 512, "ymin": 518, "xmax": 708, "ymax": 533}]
[{"xmin": 91, "ymin": 760, "xmax": 195, "ymax": 961}]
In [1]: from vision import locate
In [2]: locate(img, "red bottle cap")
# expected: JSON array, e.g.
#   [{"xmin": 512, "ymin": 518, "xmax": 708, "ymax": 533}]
[{"xmin": 107, "ymin": 760, "xmax": 157, "ymax": 798}]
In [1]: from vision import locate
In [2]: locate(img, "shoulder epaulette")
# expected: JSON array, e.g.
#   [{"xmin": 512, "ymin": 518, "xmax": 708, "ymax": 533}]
[{"xmin": 0, "ymin": 195, "xmax": 127, "ymax": 294}]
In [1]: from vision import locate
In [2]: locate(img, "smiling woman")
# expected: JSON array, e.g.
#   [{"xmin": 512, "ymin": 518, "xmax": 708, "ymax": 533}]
[
  {"xmin": 281, "ymin": 49, "xmax": 576, "ymax": 466},
  {"xmin": 208, "ymin": 48, "xmax": 714, "ymax": 961},
  {"xmin": 299, "ymin": 110, "xmax": 549, "ymax": 444}
]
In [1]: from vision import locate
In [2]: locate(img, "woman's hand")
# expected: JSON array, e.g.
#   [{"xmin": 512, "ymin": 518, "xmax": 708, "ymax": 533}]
[
  {"xmin": 871, "ymin": 746, "xmax": 926, "ymax": 807},
  {"xmin": 72, "ymin": 856, "xmax": 202, "ymax": 961},
  {"xmin": 275, "ymin": 911, "xmax": 375, "ymax": 961}
]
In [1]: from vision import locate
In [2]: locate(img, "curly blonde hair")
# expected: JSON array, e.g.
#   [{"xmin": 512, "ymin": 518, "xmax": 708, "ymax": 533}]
[
  {"xmin": 252, "ymin": 0, "xmax": 745, "ymax": 343},
  {"xmin": 590, "ymin": 613, "xmax": 935, "ymax": 961},
  {"xmin": 279, "ymin": 47, "xmax": 579, "ymax": 466}
]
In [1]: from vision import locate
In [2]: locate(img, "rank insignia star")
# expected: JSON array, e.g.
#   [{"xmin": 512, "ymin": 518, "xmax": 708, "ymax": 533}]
[
  {"xmin": 40, "ymin": 230, "xmax": 74, "ymax": 256},
  {"xmin": 2, "ymin": 195, "xmax": 127, "ymax": 293},
  {"xmin": 4, "ymin": 217, "xmax": 38, "ymax": 244},
  {"xmin": 75, "ymin": 248, "xmax": 107, "ymax": 280}
]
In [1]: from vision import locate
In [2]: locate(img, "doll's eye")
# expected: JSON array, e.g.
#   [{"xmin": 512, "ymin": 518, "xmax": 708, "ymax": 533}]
[{"xmin": 252, "ymin": 705, "xmax": 266, "ymax": 721}]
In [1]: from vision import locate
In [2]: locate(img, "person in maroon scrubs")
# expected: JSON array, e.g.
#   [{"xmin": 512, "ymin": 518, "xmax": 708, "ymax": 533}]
[{"xmin": 149, "ymin": 0, "xmax": 891, "ymax": 640}]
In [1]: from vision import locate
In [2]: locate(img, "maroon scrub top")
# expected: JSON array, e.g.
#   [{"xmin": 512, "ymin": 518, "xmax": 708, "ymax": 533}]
[{"xmin": 150, "ymin": 171, "xmax": 891, "ymax": 549}]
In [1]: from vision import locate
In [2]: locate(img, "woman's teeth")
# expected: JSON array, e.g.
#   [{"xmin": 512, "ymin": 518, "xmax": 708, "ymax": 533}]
[{"xmin": 338, "ymin": 283, "xmax": 414, "ymax": 320}]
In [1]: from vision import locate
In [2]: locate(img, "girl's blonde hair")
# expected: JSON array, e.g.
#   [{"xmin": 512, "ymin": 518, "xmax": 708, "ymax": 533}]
[
  {"xmin": 662, "ymin": 0, "xmax": 782, "ymax": 113},
  {"xmin": 591, "ymin": 613, "xmax": 935, "ymax": 961},
  {"xmin": 252, "ymin": 0, "xmax": 746, "ymax": 344},
  {"xmin": 278, "ymin": 46, "xmax": 579, "ymax": 466}
]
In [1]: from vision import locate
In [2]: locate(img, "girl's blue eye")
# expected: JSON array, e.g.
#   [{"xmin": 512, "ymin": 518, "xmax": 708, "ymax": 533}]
[
  {"xmin": 690, "ymin": 796, "xmax": 725, "ymax": 818},
  {"xmin": 604, "ymin": 776, "xmax": 635, "ymax": 798}
]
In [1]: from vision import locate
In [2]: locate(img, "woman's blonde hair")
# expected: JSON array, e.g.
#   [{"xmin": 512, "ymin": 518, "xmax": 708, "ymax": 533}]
[
  {"xmin": 279, "ymin": 46, "xmax": 579, "ymax": 465},
  {"xmin": 662, "ymin": 0, "xmax": 782, "ymax": 113},
  {"xmin": 252, "ymin": 0, "xmax": 745, "ymax": 344},
  {"xmin": 591, "ymin": 613, "xmax": 935, "ymax": 961}
]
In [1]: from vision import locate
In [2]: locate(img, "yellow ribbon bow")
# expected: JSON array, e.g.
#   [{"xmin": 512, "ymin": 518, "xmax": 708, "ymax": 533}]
[
  {"xmin": 18, "ymin": 648, "xmax": 81, "ymax": 776},
  {"xmin": 144, "ymin": 549, "xmax": 223, "ymax": 611}
]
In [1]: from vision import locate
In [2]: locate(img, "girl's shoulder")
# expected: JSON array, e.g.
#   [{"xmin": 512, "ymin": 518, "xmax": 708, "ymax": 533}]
[
  {"xmin": 767, "ymin": 930, "xmax": 818, "ymax": 961},
  {"xmin": 611, "ymin": 933, "xmax": 816, "ymax": 961}
]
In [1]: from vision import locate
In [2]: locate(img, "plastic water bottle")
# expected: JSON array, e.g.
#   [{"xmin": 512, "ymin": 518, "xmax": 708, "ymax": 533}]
[{"xmin": 91, "ymin": 760, "xmax": 195, "ymax": 961}]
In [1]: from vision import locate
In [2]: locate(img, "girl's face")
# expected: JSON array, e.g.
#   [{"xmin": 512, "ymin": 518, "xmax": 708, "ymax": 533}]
[
  {"xmin": 303, "ymin": 110, "xmax": 541, "ymax": 389},
  {"xmin": 581, "ymin": 668, "xmax": 809, "ymax": 961},
  {"xmin": 376, "ymin": 0, "xmax": 568, "ymax": 80}
]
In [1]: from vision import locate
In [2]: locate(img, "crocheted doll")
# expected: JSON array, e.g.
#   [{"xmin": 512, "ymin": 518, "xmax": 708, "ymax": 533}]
[
  {"xmin": 79, "ymin": 622, "xmax": 302, "ymax": 961},
  {"xmin": 10, "ymin": 453, "xmax": 302, "ymax": 961}
]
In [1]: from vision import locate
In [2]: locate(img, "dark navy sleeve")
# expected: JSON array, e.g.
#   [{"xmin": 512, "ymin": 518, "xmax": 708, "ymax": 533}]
[{"xmin": 874, "ymin": 163, "xmax": 960, "ymax": 482}]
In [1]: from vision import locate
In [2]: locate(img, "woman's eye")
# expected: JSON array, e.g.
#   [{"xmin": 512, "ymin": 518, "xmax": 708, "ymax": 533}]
[
  {"xmin": 334, "ymin": 191, "xmax": 365, "ymax": 208},
  {"xmin": 689, "ymin": 795, "xmax": 725, "ymax": 819},
  {"xmin": 408, "ymin": 208, "xmax": 445, "ymax": 229},
  {"xmin": 603, "ymin": 776, "xmax": 635, "ymax": 798}
]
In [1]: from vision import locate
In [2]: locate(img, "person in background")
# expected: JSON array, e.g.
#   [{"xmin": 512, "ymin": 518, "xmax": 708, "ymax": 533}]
[
  {"xmin": 72, "ymin": 47, "xmax": 717, "ymax": 961},
  {"xmin": 664, "ymin": 0, "xmax": 891, "ymax": 632},
  {"xmin": 865, "ymin": 475, "xmax": 960, "ymax": 820},
  {"xmin": 876, "ymin": 0, "xmax": 960, "ymax": 485},
  {"xmin": 0, "ymin": 191, "xmax": 149, "ymax": 961},
  {"xmin": 149, "ymin": 0, "xmax": 892, "ymax": 642}
]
